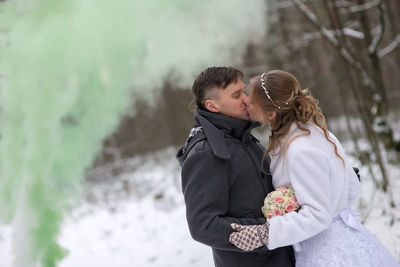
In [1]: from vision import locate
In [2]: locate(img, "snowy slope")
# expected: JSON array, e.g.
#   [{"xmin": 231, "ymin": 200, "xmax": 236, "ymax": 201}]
[{"xmin": 0, "ymin": 146, "xmax": 399, "ymax": 266}]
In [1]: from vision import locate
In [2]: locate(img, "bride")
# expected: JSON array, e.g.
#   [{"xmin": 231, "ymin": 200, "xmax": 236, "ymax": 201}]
[{"xmin": 229, "ymin": 70, "xmax": 399, "ymax": 266}]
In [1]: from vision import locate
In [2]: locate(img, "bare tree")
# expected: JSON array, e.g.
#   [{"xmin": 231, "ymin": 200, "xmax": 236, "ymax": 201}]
[
  {"xmin": 264, "ymin": 0, "xmax": 400, "ymax": 194},
  {"xmin": 275, "ymin": 0, "xmax": 399, "ymax": 192}
]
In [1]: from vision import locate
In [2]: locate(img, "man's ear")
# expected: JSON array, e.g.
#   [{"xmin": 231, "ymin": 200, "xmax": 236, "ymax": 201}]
[{"xmin": 204, "ymin": 99, "xmax": 219, "ymax": 113}]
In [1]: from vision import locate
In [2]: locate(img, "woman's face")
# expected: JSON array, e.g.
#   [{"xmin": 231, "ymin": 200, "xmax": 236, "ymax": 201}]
[
  {"xmin": 247, "ymin": 94, "xmax": 266, "ymax": 123},
  {"xmin": 247, "ymin": 87, "xmax": 276, "ymax": 124}
]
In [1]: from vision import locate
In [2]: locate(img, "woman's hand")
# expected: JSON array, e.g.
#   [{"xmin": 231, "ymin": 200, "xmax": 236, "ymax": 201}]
[{"xmin": 229, "ymin": 222, "xmax": 269, "ymax": 251}]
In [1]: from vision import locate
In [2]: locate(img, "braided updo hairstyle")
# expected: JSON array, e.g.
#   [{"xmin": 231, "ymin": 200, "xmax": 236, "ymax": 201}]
[{"xmin": 249, "ymin": 70, "xmax": 344, "ymax": 165}]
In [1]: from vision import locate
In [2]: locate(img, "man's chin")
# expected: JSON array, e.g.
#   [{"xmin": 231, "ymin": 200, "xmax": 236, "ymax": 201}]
[
  {"xmin": 239, "ymin": 112, "xmax": 250, "ymax": 121},
  {"xmin": 248, "ymin": 114, "xmax": 261, "ymax": 123}
]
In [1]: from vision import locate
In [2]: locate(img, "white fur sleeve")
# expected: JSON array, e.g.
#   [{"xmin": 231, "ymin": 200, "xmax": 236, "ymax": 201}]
[{"xmin": 267, "ymin": 144, "xmax": 333, "ymax": 250}]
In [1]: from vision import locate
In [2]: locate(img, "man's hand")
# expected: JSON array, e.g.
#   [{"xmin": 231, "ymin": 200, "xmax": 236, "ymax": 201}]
[{"xmin": 229, "ymin": 222, "xmax": 269, "ymax": 251}]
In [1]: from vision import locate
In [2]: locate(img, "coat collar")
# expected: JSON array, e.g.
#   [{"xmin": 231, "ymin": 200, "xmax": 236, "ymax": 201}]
[{"xmin": 194, "ymin": 108, "xmax": 260, "ymax": 160}]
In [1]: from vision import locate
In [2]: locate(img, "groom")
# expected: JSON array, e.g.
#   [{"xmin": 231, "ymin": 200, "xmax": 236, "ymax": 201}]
[{"xmin": 176, "ymin": 67, "xmax": 295, "ymax": 267}]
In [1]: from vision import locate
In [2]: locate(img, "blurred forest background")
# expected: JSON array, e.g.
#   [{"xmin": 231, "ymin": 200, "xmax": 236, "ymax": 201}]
[
  {"xmin": 0, "ymin": 0, "xmax": 399, "ymax": 265},
  {"xmin": 90, "ymin": 0, "xmax": 400, "ymax": 193},
  {"xmin": 1, "ymin": 0, "xmax": 399, "ymax": 201}
]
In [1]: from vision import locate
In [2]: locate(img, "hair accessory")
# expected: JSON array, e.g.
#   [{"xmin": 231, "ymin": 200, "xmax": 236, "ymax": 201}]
[{"xmin": 260, "ymin": 73, "xmax": 281, "ymax": 109}]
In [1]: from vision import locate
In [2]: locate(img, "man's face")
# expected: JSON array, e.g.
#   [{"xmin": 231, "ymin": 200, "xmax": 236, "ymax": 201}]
[{"xmin": 207, "ymin": 79, "xmax": 250, "ymax": 121}]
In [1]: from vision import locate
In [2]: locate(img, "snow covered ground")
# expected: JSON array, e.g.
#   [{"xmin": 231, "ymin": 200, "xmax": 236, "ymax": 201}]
[{"xmin": 0, "ymin": 145, "xmax": 399, "ymax": 267}]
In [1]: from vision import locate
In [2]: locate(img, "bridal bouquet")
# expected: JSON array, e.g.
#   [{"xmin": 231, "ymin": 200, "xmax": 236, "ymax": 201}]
[{"xmin": 262, "ymin": 187, "xmax": 300, "ymax": 219}]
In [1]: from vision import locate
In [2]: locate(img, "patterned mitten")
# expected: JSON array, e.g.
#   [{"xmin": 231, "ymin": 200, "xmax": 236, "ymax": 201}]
[{"xmin": 229, "ymin": 222, "xmax": 269, "ymax": 251}]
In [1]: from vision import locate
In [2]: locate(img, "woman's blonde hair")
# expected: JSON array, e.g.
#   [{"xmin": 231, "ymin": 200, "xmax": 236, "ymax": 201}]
[{"xmin": 249, "ymin": 70, "xmax": 345, "ymax": 166}]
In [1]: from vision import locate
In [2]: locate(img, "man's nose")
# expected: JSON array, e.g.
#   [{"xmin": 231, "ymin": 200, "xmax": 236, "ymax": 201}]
[{"xmin": 243, "ymin": 94, "xmax": 250, "ymax": 106}]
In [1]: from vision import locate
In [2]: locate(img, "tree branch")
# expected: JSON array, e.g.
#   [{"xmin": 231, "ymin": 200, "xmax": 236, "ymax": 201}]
[
  {"xmin": 348, "ymin": 0, "xmax": 380, "ymax": 13},
  {"xmin": 291, "ymin": 0, "xmax": 380, "ymax": 112},
  {"xmin": 368, "ymin": 0, "xmax": 385, "ymax": 54},
  {"xmin": 292, "ymin": 0, "xmax": 340, "ymax": 45},
  {"xmin": 297, "ymin": 28, "xmax": 364, "ymax": 44},
  {"xmin": 292, "ymin": 0, "xmax": 370, "ymax": 74},
  {"xmin": 378, "ymin": 34, "xmax": 400, "ymax": 59}
]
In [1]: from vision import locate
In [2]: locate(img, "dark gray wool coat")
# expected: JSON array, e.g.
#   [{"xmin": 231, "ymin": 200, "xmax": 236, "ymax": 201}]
[{"xmin": 176, "ymin": 108, "xmax": 295, "ymax": 267}]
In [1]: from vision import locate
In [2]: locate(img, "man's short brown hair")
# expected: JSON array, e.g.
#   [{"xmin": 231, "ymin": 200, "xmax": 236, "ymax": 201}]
[{"xmin": 192, "ymin": 67, "xmax": 243, "ymax": 110}]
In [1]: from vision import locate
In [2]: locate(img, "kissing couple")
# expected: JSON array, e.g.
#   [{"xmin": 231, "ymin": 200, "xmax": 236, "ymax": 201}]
[{"xmin": 176, "ymin": 67, "xmax": 399, "ymax": 267}]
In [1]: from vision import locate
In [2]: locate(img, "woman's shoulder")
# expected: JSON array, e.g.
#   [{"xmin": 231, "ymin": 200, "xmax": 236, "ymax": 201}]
[{"xmin": 284, "ymin": 123, "xmax": 329, "ymax": 156}]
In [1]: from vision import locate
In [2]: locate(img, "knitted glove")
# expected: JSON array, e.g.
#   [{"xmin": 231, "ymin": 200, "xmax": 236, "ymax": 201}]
[{"xmin": 229, "ymin": 221, "xmax": 269, "ymax": 251}]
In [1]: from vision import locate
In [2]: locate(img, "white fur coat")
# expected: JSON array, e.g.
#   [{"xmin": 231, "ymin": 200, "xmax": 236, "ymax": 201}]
[{"xmin": 267, "ymin": 122, "xmax": 360, "ymax": 250}]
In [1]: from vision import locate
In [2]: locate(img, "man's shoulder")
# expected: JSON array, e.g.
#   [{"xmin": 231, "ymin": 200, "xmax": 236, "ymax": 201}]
[
  {"xmin": 176, "ymin": 128, "xmax": 212, "ymax": 166},
  {"xmin": 186, "ymin": 135, "xmax": 210, "ymax": 157}
]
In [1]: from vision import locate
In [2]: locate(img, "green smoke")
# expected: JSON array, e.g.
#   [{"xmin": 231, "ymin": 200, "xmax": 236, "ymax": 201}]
[{"xmin": 0, "ymin": 0, "xmax": 265, "ymax": 266}]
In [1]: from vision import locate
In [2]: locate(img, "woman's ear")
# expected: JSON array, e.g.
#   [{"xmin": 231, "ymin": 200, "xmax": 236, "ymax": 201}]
[
  {"xmin": 205, "ymin": 99, "xmax": 219, "ymax": 113},
  {"xmin": 267, "ymin": 111, "xmax": 277, "ymax": 121}
]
